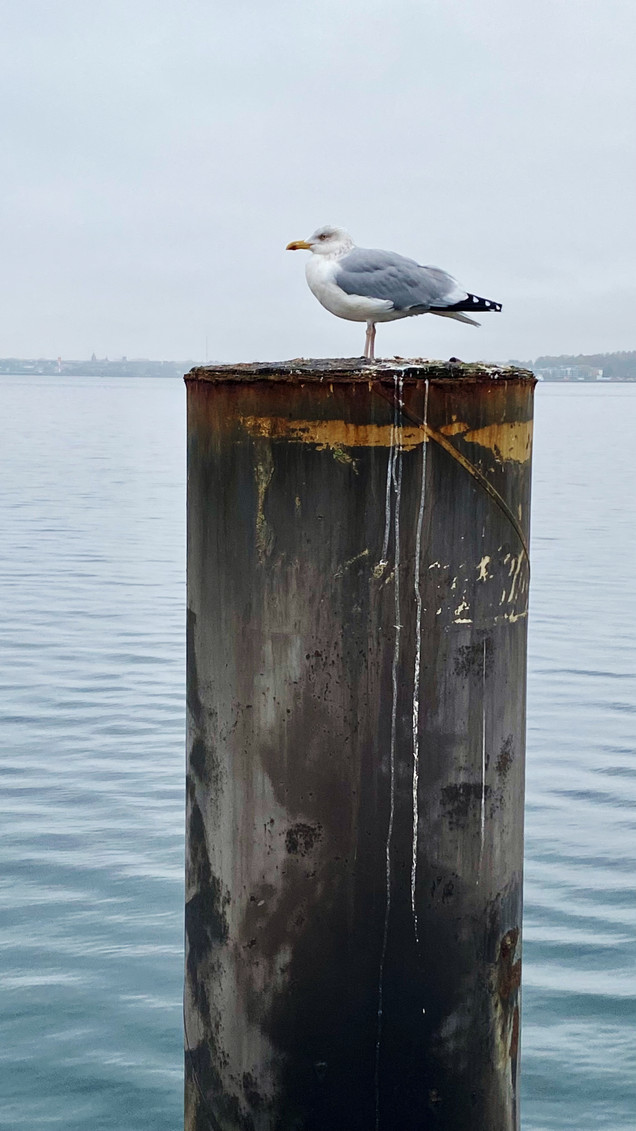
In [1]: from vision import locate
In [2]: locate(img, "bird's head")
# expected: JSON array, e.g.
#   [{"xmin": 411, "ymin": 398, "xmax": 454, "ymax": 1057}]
[{"xmin": 286, "ymin": 226, "xmax": 354, "ymax": 257}]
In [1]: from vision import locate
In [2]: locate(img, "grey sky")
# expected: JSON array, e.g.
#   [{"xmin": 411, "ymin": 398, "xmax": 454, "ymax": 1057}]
[{"xmin": 1, "ymin": 0, "xmax": 634, "ymax": 362}]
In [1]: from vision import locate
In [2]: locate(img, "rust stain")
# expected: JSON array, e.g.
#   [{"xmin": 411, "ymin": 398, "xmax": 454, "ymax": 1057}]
[
  {"xmin": 510, "ymin": 1003, "xmax": 520, "ymax": 1063},
  {"xmin": 490, "ymin": 924, "xmax": 522, "ymax": 1087},
  {"xmin": 439, "ymin": 420, "xmax": 470, "ymax": 437},
  {"xmin": 330, "ymin": 444, "xmax": 359, "ymax": 470},
  {"xmin": 254, "ymin": 449, "xmax": 274, "ymax": 562},
  {"xmin": 497, "ymin": 927, "xmax": 522, "ymax": 1000},
  {"xmin": 462, "ymin": 420, "xmax": 533, "ymax": 464},
  {"xmin": 239, "ymin": 414, "xmax": 427, "ymax": 451}
]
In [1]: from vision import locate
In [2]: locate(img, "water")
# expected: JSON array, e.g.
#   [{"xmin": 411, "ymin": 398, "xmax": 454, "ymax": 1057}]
[
  {"xmin": 0, "ymin": 378, "xmax": 185, "ymax": 1130},
  {"xmin": 0, "ymin": 376, "xmax": 634, "ymax": 1129},
  {"xmin": 524, "ymin": 383, "xmax": 636, "ymax": 1128}
]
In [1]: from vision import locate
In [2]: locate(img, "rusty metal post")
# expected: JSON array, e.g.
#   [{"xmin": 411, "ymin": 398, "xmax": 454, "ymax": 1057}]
[{"xmin": 184, "ymin": 359, "xmax": 535, "ymax": 1131}]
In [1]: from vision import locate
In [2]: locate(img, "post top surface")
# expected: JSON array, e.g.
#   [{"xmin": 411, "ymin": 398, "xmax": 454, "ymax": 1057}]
[{"xmin": 185, "ymin": 358, "xmax": 535, "ymax": 385}]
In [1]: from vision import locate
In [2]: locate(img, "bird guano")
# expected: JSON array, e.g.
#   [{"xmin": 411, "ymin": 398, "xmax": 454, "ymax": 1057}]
[{"xmin": 286, "ymin": 225, "xmax": 502, "ymax": 360}]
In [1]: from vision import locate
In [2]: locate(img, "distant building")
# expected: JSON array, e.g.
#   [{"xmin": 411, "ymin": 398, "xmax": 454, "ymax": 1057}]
[{"xmin": 534, "ymin": 365, "xmax": 604, "ymax": 382}]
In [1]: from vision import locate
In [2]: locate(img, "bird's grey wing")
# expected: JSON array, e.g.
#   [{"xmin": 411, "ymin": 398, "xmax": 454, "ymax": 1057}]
[{"xmin": 335, "ymin": 248, "xmax": 466, "ymax": 311}]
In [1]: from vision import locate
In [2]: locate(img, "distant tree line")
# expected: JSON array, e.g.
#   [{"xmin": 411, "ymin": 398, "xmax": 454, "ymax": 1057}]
[{"xmin": 532, "ymin": 351, "xmax": 636, "ymax": 379}]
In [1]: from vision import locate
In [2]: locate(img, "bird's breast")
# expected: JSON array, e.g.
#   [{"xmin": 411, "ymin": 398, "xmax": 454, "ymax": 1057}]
[{"xmin": 305, "ymin": 258, "xmax": 394, "ymax": 323}]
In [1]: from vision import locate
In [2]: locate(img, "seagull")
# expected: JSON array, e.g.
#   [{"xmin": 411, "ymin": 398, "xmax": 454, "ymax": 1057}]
[{"xmin": 286, "ymin": 225, "xmax": 502, "ymax": 359}]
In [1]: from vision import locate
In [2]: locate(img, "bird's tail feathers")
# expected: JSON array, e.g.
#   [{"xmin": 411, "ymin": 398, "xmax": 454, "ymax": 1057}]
[{"xmin": 431, "ymin": 310, "xmax": 481, "ymax": 327}]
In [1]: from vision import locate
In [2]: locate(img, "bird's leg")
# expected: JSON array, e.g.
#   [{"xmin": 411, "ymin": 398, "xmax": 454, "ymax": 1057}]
[{"xmin": 364, "ymin": 322, "xmax": 376, "ymax": 360}]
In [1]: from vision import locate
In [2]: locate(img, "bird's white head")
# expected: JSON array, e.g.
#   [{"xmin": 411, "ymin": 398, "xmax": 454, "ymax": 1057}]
[{"xmin": 286, "ymin": 225, "xmax": 354, "ymax": 258}]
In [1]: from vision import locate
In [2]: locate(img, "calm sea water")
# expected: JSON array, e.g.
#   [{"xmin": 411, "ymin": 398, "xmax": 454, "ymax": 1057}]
[{"xmin": 0, "ymin": 376, "xmax": 634, "ymax": 1130}]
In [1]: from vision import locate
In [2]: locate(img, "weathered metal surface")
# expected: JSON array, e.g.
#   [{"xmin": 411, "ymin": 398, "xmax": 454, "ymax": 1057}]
[{"xmin": 185, "ymin": 359, "xmax": 535, "ymax": 1131}]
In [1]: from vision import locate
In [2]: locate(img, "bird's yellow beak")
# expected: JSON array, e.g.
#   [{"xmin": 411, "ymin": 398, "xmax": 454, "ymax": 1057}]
[{"xmin": 286, "ymin": 239, "xmax": 312, "ymax": 251}]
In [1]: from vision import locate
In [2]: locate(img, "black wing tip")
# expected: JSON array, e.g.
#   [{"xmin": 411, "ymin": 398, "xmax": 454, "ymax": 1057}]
[
  {"xmin": 433, "ymin": 294, "xmax": 502, "ymax": 314},
  {"xmin": 465, "ymin": 294, "xmax": 502, "ymax": 313}
]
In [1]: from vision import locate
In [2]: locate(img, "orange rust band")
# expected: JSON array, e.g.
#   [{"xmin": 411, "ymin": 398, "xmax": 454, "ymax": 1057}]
[{"xmin": 238, "ymin": 415, "xmax": 426, "ymax": 451}]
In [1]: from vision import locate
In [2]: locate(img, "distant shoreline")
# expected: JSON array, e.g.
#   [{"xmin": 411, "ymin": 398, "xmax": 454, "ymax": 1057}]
[
  {"xmin": 0, "ymin": 359, "xmax": 196, "ymax": 379},
  {"xmin": 1, "ymin": 355, "xmax": 635, "ymax": 382},
  {"xmin": 510, "ymin": 350, "xmax": 636, "ymax": 383},
  {"xmin": 535, "ymin": 374, "xmax": 636, "ymax": 383}
]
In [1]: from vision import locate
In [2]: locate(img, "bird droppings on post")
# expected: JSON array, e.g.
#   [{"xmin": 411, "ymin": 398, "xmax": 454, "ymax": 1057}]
[
  {"xmin": 185, "ymin": 357, "xmax": 535, "ymax": 1131},
  {"xmin": 187, "ymin": 357, "xmax": 532, "ymax": 381}
]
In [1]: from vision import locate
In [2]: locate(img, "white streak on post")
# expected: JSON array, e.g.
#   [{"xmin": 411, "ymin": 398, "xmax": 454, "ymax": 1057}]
[
  {"xmin": 479, "ymin": 638, "xmax": 487, "ymax": 875},
  {"xmin": 410, "ymin": 380, "xmax": 429, "ymax": 945}
]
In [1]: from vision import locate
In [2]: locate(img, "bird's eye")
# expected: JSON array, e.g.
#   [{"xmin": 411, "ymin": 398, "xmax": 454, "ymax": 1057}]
[{"xmin": 319, "ymin": 233, "xmax": 328, "ymax": 240}]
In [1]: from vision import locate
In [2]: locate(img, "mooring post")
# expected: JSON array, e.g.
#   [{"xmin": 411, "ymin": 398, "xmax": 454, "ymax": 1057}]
[{"xmin": 184, "ymin": 358, "xmax": 535, "ymax": 1131}]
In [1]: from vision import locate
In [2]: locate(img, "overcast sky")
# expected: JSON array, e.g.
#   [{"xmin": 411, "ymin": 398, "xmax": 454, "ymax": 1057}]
[{"xmin": 1, "ymin": 0, "xmax": 634, "ymax": 363}]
